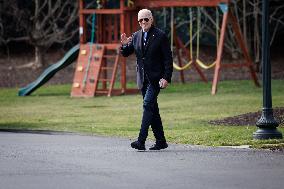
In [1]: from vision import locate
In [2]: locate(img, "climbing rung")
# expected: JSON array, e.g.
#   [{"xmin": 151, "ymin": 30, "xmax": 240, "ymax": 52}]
[
  {"xmin": 101, "ymin": 67, "xmax": 113, "ymax": 70},
  {"xmin": 94, "ymin": 56, "xmax": 101, "ymax": 61},
  {"xmin": 96, "ymin": 90, "xmax": 109, "ymax": 94},
  {"xmin": 103, "ymin": 55, "xmax": 117, "ymax": 58},
  {"xmin": 99, "ymin": 79, "xmax": 111, "ymax": 82}
]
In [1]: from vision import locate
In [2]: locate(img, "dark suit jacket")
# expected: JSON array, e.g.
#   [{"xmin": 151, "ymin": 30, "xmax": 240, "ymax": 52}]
[{"xmin": 121, "ymin": 26, "xmax": 173, "ymax": 89}]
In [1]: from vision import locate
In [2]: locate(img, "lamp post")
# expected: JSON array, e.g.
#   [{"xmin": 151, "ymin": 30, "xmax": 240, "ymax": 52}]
[{"xmin": 253, "ymin": 0, "xmax": 282, "ymax": 139}]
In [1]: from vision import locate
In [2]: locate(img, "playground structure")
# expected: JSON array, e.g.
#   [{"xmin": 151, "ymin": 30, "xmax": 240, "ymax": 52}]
[
  {"xmin": 18, "ymin": 0, "xmax": 260, "ymax": 97},
  {"xmin": 74, "ymin": 0, "xmax": 259, "ymax": 96}
]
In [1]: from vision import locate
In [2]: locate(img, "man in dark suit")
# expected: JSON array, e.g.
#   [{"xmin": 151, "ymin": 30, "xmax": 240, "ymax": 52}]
[{"xmin": 120, "ymin": 9, "xmax": 173, "ymax": 150}]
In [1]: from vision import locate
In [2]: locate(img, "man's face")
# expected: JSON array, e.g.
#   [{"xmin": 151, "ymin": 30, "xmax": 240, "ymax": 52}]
[{"xmin": 138, "ymin": 12, "xmax": 153, "ymax": 32}]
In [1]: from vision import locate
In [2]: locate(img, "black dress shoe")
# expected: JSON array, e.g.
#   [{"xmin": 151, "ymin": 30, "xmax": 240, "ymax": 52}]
[
  {"xmin": 131, "ymin": 141, "xmax": 146, "ymax": 151},
  {"xmin": 149, "ymin": 142, "xmax": 168, "ymax": 150}
]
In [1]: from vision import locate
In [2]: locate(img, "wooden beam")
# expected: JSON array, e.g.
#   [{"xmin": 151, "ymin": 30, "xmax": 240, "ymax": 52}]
[
  {"xmin": 135, "ymin": 0, "xmax": 230, "ymax": 8},
  {"xmin": 99, "ymin": 43, "xmax": 120, "ymax": 50},
  {"xmin": 228, "ymin": 10, "xmax": 260, "ymax": 87},
  {"xmin": 120, "ymin": 0, "xmax": 127, "ymax": 93},
  {"xmin": 173, "ymin": 27, "xmax": 185, "ymax": 83},
  {"xmin": 211, "ymin": 11, "xmax": 229, "ymax": 95},
  {"xmin": 222, "ymin": 63, "xmax": 248, "ymax": 68},
  {"xmin": 80, "ymin": 9, "xmax": 122, "ymax": 15},
  {"xmin": 79, "ymin": 0, "xmax": 86, "ymax": 43},
  {"xmin": 114, "ymin": 15, "xmax": 119, "ymax": 42}
]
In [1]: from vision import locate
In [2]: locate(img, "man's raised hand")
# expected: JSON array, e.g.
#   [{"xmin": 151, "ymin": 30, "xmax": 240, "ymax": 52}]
[{"xmin": 121, "ymin": 33, "xmax": 132, "ymax": 45}]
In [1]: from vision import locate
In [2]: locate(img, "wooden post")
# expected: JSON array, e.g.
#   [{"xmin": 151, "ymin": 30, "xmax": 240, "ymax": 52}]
[
  {"xmin": 211, "ymin": 10, "xmax": 229, "ymax": 95},
  {"xmin": 97, "ymin": 14, "xmax": 102, "ymax": 43},
  {"xmin": 120, "ymin": 0, "xmax": 126, "ymax": 93},
  {"xmin": 228, "ymin": 10, "xmax": 260, "ymax": 87},
  {"xmin": 114, "ymin": 15, "xmax": 119, "ymax": 42},
  {"xmin": 79, "ymin": 0, "xmax": 86, "ymax": 43},
  {"xmin": 125, "ymin": 12, "xmax": 129, "ymax": 36},
  {"xmin": 173, "ymin": 27, "xmax": 185, "ymax": 83},
  {"xmin": 133, "ymin": 11, "xmax": 139, "ymax": 33},
  {"xmin": 106, "ymin": 15, "xmax": 111, "ymax": 42}
]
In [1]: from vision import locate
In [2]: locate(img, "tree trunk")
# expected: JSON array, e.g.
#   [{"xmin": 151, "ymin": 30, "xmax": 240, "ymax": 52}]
[{"xmin": 34, "ymin": 46, "xmax": 44, "ymax": 68}]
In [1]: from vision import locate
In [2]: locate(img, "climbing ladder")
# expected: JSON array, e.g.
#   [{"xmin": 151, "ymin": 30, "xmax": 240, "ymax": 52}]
[
  {"xmin": 73, "ymin": 0, "xmax": 139, "ymax": 98},
  {"xmin": 71, "ymin": 44, "xmax": 120, "ymax": 97}
]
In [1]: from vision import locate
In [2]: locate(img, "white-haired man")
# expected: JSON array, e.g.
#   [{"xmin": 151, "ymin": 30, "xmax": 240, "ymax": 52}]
[{"xmin": 120, "ymin": 9, "xmax": 173, "ymax": 150}]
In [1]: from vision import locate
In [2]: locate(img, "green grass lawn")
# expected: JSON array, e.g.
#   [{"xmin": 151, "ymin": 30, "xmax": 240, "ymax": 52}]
[{"xmin": 0, "ymin": 80, "xmax": 283, "ymax": 148}]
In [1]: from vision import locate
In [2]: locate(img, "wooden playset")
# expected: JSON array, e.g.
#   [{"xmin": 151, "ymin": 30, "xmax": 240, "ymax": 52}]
[{"xmin": 71, "ymin": 0, "xmax": 259, "ymax": 97}]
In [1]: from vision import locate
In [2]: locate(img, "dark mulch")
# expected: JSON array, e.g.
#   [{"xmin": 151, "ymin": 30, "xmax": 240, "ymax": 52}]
[{"xmin": 209, "ymin": 107, "xmax": 284, "ymax": 126}]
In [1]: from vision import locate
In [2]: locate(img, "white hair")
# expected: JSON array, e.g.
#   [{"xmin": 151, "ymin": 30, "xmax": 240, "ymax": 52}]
[{"xmin": 138, "ymin": 9, "xmax": 153, "ymax": 20}]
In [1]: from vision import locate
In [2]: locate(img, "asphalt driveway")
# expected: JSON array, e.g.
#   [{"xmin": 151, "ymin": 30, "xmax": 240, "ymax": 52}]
[{"xmin": 0, "ymin": 131, "xmax": 283, "ymax": 189}]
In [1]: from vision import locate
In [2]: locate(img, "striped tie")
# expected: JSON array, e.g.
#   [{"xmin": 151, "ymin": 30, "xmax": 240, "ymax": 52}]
[{"xmin": 143, "ymin": 32, "xmax": 147, "ymax": 47}]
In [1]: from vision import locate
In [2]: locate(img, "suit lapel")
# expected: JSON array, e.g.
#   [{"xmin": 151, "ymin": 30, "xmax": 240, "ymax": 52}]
[{"xmin": 137, "ymin": 30, "xmax": 143, "ymax": 56}]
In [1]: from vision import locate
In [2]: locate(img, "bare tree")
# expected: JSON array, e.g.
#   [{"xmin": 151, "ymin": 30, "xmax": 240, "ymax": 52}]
[
  {"xmin": 231, "ymin": 0, "xmax": 284, "ymax": 70},
  {"xmin": 0, "ymin": 0, "xmax": 26, "ymax": 56},
  {"xmin": 27, "ymin": 0, "xmax": 79, "ymax": 67},
  {"xmin": 1, "ymin": 0, "xmax": 79, "ymax": 68}
]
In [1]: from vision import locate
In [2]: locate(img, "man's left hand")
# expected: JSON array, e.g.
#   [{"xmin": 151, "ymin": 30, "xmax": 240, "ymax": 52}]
[{"xmin": 159, "ymin": 78, "xmax": 168, "ymax": 89}]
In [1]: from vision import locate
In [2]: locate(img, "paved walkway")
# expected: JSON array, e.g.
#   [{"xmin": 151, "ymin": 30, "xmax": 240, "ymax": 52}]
[{"xmin": 0, "ymin": 131, "xmax": 283, "ymax": 189}]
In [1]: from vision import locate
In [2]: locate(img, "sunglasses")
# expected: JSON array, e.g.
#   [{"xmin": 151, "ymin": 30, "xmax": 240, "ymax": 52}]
[{"xmin": 138, "ymin": 18, "xmax": 150, "ymax": 23}]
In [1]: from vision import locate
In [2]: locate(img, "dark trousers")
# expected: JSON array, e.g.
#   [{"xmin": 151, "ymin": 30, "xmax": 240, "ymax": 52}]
[{"xmin": 138, "ymin": 80, "xmax": 166, "ymax": 144}]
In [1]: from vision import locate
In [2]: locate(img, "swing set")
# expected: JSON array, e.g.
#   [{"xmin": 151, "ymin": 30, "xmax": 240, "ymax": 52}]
[
  {"xmin": 72, "ymin": 0, "xmax": 259, "ymax": 97},
  {"xmin": 172, "ymin": 7, "xmax": 219, "ymax": 71},
  {"xmin": 166, "ymin": 1, "xmax": 260, "ymax": 94}
]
